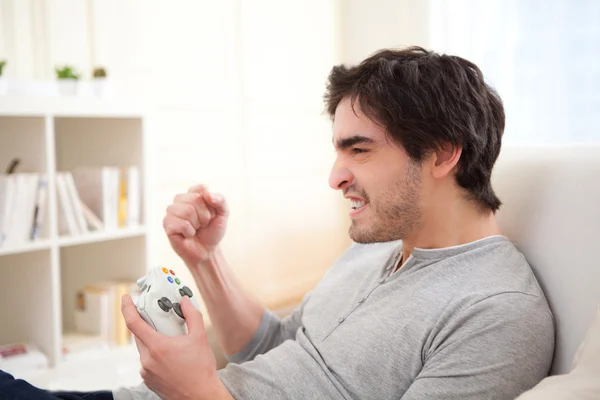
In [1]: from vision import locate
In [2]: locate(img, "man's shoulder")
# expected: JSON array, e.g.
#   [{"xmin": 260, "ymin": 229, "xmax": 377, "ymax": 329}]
[{"xmin": 436, "ymin": 236, "xmax": 545, "ymax": 297}]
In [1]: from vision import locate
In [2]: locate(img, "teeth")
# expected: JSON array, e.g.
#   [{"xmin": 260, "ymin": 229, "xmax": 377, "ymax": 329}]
[{"xmin": 351, "ymin": 200, "xmax": 366, "ymax": 209}]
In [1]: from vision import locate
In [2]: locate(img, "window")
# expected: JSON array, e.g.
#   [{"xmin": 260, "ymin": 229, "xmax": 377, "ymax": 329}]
[{"xmin": 430, "ymin": 0, "xmax": 600, "ymax": 143}]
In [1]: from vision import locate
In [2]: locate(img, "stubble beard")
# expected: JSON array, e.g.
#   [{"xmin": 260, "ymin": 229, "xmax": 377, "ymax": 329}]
[{"xmin": 349, "ymin": 162, "xmax": 423, "ymax": 244}]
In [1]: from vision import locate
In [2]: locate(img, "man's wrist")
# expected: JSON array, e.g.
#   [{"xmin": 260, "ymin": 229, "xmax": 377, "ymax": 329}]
[
  {"xmin": 187, "ymin": 247, "xmax": 221, "ymax": 273},
  {"xmin": 186, "ymin": 247, "xmax": 228, "ymax": 296}
]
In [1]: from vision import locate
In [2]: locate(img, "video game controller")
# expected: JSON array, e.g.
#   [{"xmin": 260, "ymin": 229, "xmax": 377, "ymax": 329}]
[{"xmin": 135, "ymin": 267, "xmax": 201, "ymax": 336}]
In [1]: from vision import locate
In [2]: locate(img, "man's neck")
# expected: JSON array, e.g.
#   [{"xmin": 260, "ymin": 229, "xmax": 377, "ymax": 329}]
[{"xmin": 399, "ymin": 197, "xmax": 502, "ymax": 268}]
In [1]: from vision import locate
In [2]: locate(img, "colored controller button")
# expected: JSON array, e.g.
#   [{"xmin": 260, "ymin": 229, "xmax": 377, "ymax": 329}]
[
  {"xmin": 162, "ymin": 267, "xmax": 169, "ymax": 274},
  {"xmin": 179, "ymin": 286, "xmax": 193, "ymax": 298},
  {"xmin": 173, "ymin": 302, "xmax": 184, "ymax": 319},
  {"xmin": 175, "ymin": 278, "xmax": 181, "ymax": 285},
  {"xmin": 169, "ymin": 269, "xmax": 175, "ymax": 275},
  {"xmin": 167, "ymin": 276, "xmax": 174, "ymax": 283},
  {"xmin": 158, "ymin": 297, "xmax": 173, "ymax": 312}
]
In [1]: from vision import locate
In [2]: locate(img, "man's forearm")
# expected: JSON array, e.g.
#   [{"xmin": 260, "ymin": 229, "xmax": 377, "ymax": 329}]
[{"xmin": 188, "ymin": 246, "xmax": 265, "ymax": 357}]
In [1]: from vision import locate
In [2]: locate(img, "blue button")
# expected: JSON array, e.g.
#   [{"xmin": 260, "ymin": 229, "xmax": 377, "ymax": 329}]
[{"xmin": 167, "ymin": 276, "xmax": 174, "ymax": 283}]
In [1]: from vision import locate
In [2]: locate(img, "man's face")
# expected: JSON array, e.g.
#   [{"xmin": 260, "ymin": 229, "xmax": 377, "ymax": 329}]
[{"xmin": 329, "ymin": 97, "xmax": 424, "ymax": 243}]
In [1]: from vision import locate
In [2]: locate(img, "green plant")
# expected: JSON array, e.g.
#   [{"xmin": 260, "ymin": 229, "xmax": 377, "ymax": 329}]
[
  {"xmin": 0, "ymin": 60, "xmax": 6, "ymax": 76},
  {"xmin": 55, "ymin": 65, "xmax": 80, "ymax": 80},
  {"xmin": 92, "ymin": 67, "xmax": 107, "ymax": 78}
]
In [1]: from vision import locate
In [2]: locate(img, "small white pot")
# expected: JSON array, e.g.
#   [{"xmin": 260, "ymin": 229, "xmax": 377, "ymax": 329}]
[
  {"xmin": 0, "ymin": 78, "xmax": 8, "ymax": 95},
  {"xmin": 57, "ymin": 78, "xmax": 78, "ymax": 96},
  {"xmin": 93, "ymin": 77, "xmax": 107, "ymax": 97}
]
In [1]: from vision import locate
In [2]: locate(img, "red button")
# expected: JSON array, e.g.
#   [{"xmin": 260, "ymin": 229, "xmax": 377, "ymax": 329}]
[{"xmin": 169, "ymin": 269, "xmax": 175, "ymax": 276}]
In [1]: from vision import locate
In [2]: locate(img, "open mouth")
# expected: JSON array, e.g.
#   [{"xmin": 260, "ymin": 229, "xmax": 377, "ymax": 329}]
[
  {"xmin": 349, "ymin": 199, "xmax": 367, "ymax": 216},
  {"xmin": 351, "ymin": 199, "xmax": 366, "ymax": 210}
]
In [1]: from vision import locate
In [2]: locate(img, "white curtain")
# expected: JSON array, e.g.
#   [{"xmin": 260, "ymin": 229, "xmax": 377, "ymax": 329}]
[{"xmin": 429, "ymin": 0, "xmax": 600, "ymax": 144}]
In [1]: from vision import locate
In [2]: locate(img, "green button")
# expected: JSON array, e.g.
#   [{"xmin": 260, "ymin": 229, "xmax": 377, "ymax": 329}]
[{"xmin": 175, "ymin": 278, "xmax": 181, "ymax": 285}]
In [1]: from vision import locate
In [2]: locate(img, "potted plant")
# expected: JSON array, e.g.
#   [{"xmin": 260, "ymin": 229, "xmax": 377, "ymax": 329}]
[
  {"xmin": 0, "ymin": 60, "xmax": 7, "ymax": 95},
  {"xmin": 92, "ymin": 66, "xmax": 108, "ymax": 96},
  {"xmin": 55, "ymin": 65, "xmax": 80, "ymax": 96}
]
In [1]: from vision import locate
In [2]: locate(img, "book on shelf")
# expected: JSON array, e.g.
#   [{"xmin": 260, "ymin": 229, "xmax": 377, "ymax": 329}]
[
  {"xmin": 68, "ymin": 165, "xmax": 141, "ymax": 236},
  {"xmin": 73, "ymin": 280, "xmax": 139, "ymax": 347},
  {"xmin": 56, "ymin": 171, "xmax": 85, "ymax": 236},
  {"xmin": 0, "ymin": 164, "xmax": 141, "ymax": 247},
  {"xmin": 0, "ymin": 172, "xmax": 48, "ymax": 248},
  {"xmin": 31, "ymin": 177, "xmax": 48, "ymax": 241}
]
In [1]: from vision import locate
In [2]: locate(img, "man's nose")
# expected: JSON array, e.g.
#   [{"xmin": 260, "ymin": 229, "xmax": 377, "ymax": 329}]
[{"xmin": 329, "ymin": 159, "xmax": 354, "ymax": 190}]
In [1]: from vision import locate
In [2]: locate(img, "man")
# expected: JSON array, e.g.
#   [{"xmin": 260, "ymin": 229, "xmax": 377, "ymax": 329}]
[{"xmin": 114, "ymin": 46, "xmax": 555, "ymax": 399}]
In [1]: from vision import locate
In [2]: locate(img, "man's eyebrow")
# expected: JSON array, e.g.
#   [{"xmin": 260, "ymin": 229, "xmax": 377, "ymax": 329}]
[{"xmin": 334, "ymin": 135, "xmax": 375, "ymax": 150}]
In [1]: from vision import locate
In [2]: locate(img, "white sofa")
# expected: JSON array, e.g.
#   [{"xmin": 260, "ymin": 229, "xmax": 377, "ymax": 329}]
[{"xmin": 492, "ymin": 144, "xmax": 600, "ymax": 375}]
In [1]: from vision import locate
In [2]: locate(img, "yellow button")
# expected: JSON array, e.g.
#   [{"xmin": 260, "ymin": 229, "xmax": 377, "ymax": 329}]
[{"xmin": 162, "ymin": 267, "xmax": 169, "ymax": 274}]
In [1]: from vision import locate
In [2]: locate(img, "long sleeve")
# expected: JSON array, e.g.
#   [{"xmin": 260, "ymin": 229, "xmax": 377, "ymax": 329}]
[
  {"xmin": 225, "ymin": 294, "xmax": 308, "ymax": 365},
  {"xmin": 218, "ymin": 333, "xmax": 349, "ymax": 400}
]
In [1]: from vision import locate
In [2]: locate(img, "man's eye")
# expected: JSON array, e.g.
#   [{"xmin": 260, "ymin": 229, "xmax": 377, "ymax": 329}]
[{"xmin": 352, "ymin": 148, "xmax": 367, "ymax": 154}]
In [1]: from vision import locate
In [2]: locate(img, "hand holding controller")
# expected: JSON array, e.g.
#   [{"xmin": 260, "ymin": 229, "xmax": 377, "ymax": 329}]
[{"xmin": 135, "ymin": 267, "xmax": 201, "ymax": 336}]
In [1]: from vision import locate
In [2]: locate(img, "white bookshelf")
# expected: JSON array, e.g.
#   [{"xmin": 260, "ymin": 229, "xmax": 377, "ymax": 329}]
[{"xmin": 0, "ymin": 95, "xmax": 153, "ymax": 367}]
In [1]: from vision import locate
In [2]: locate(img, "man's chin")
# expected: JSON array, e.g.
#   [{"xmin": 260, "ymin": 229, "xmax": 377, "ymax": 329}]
[
  {"xmin": 348, "ymin": 225, "xmax": 379, "ymax": 244},
  {"xmin": 348, "ymin": 223, "xmax": 403, "ymax": 244}
]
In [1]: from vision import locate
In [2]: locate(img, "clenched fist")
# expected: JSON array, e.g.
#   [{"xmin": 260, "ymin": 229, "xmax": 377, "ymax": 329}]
[{"xmin": 163, "ymin": 184, "xmax": 229, "ymax": 266}]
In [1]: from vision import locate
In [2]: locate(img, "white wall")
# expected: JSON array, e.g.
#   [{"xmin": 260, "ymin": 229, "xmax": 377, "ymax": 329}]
[
  {"xmin": 340, "ymin": 0, "xmax": 431, "ymax": 63},
  {"xmin": 1, "ymin": 0, "xmax": 352, "ymax": 306}
]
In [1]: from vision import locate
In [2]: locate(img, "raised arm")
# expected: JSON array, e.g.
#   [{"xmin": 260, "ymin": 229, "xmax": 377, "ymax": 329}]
[{"xmin": 163, "ymin": 184, "xmax": 302, "ymax": 358}]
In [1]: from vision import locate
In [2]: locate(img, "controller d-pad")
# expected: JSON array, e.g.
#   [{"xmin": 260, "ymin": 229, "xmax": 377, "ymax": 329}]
[
  {"xmin": 173, "ymin": 302, "xmax": 184, "ymax": 319},
  {"xmin": 179, "ymin": 286, "xmax": 193, "ymax": 298},
  {"xmin": 158, "ymin": 297, "xmax": 173, "ymax": 312}
]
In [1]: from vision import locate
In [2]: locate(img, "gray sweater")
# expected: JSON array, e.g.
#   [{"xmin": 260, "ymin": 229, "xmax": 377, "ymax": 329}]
[{"xmin": 114, "ymin": 236, "xmax": 555, "ymax": 399}]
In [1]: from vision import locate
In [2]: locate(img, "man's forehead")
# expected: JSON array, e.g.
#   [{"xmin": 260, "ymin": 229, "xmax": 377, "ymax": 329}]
[{"xmin": 332, "ymin": 103, "xmax": 385, "ymax": 140}]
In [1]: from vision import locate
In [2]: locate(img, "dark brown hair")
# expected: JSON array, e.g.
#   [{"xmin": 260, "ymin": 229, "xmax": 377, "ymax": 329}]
[{"xmin": 324, "ymin": 46, "xmax": 505, "ymax": 212}]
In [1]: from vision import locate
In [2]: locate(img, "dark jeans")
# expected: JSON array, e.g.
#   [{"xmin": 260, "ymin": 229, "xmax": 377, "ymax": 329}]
[{"xmin": 0, "ymin": 370, "xmax": 113, "ymax": 400}]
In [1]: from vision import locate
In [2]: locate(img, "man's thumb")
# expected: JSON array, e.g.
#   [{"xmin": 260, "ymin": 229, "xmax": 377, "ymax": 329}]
[
  {"xmin": 181, "ymin": 296, "xmax": 205, "ymax": 335},
  {"xmin": 204, "ymin": 191, "xmax": 228, "ymax": 217}
]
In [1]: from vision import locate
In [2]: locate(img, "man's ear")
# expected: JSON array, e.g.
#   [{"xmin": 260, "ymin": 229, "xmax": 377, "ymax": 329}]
[{"xmin": 431, "ymin": 144, "xmax": 462, "ymax": 179}]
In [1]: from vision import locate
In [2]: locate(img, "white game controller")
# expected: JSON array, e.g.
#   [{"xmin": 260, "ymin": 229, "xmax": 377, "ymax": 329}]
[{"xmin": 135, "ymin": 267, "xmax": 201, "ymax": 336}]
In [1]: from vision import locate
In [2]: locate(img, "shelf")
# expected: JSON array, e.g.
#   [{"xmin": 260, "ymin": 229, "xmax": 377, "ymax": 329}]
[
  {"xmin": 0, "ymin": 95, "xmax": 148, "ymax": 118},
  {"xmin": 0, "ymin": 240, "xmax": 52, "ymax": 256},
  {"xmin": 0, "ymin": 228, "xmax": 146, "ymax": 255},
  {"xmin": 58, "ymin": 226, "xmax": 147, "ymax": 248},
  {"xmin": 0, "ymin": 104, "xmax": 151, "ymax": 368}
]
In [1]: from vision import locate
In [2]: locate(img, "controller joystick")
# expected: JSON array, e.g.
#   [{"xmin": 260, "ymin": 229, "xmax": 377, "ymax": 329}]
[{"xmin": 135, "ymin": 267, "xmax": 200, "ymax": 336}]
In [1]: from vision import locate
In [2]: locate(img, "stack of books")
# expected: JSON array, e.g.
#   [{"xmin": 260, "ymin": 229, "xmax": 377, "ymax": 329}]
[
  {"xmin": 57, "ymin": 166, "xmax": 141, "ymax": 237},
  {"xmin": 0, "ymin": 172, "xmax": 48, "ymax": 246},
  {"xmin": 70, "ymin": 280, "xmax": 141, "ymax": 350},
  {"xmin": 0, "ymin": 165, "xmax": 141, "ymax": 247}
]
